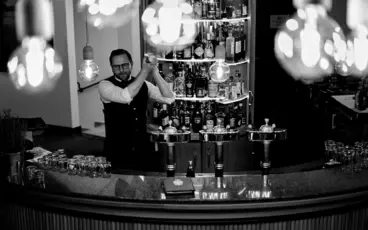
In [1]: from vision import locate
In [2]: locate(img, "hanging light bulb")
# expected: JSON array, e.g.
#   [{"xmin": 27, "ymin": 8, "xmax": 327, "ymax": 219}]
[
  {"xmin": 209, "ymin": 43, "xmax": 230, "ymax": 83},
  {"xmin": 78, "ymin": 14, "xmax": 99, "ymax": 82},
  {"xmin": 345, "ymin": 0, "xmax": 368, "ymax": 78},
  {"xmin": 78, "ymin": 46, "xmax": 99, "ymax": 82},
  {"xmin": 142, "ymin": 0, "xmax": 196, "ymax": 53},
  {"xmin": 274, "ymin": 0, "xmax": 346, "ymax": 82},
  {"xmin": 8, "ymin": 0, "xmax": 63, "ymax": 94}
]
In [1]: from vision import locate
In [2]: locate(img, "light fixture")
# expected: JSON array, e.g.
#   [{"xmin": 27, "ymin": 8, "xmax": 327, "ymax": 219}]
[
  {"xmin": 7, "ymin": 0, "xmax": 63, "ymax": 94},
  {"xmin": 142, "ymin": 0, "xmax": 196, "ymax": 51},
  {"xmin": 78, "ymin": 0, "xmax": 139, "ymax": 29},
  {"xmin": 78, "ymin": 14, "xmax": 99, "ymax": 82},
  {"xmin": 209, "ymin": 44, "xmax": 230, "ymax": 83},
  {"xmin": 344, "ymin": 0, "xmax": 368, "ymax": 78},
  {"xmin": 274, "ymin": 0, "xmax": 346, "ymax": 81}
]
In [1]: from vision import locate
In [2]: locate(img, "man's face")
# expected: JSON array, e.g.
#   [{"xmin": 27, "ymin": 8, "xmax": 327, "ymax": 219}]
[{"xmin": 111, "ymin": 54, "xmax": 132, "ymax": 81}]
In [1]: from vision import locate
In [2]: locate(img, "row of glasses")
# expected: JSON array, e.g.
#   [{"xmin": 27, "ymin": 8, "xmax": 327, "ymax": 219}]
[
  {"xmin": 37, "ymin": 153, "xmax": 111, "ymax": 178},
  {"xmin": 25, "ymin": 165, "xmax": 45, "ymax": 188},
  {"xmin": 324, "ymin": 140, "xmax": 368, "ymax": 173}
]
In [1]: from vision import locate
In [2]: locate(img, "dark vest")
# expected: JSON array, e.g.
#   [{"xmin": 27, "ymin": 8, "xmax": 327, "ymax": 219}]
[{"xmin": 102, "ymin": 76, "xmax": 151, "ymax": 170}]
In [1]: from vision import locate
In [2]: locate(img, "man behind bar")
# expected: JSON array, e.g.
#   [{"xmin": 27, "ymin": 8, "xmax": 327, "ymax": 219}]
[{"xmin": 98, "ymin": 49, "xmax": 174, "ymax": 171}]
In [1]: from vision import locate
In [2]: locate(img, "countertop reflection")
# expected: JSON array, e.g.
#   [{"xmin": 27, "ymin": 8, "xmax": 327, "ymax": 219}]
[{"xmin": 19, "ymin": 166, "xmax": 368, "ymax": 203}]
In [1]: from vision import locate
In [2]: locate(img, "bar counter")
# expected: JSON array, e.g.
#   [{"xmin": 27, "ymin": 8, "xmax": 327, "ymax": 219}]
[{"xmin": 2, "ymin": 163, "xmax": 368, "ymax": 230}]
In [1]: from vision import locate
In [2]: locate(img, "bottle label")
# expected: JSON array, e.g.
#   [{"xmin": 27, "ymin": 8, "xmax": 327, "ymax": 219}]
[
  {"xmin": 231, "ymin": 42, "xmax": 235, "ymax": 55},
  {"xmin": 184, "ymin": 116, "xmax": 191, "ymax": 125},
  {"xmin": 206, "ymin": 120, "xmax": 214, "ymax": 129},
  {"xmin": 184, "ymin": 48, "xmax": 192, "ymax": 58},
  {"xmin": 237, "ymin": 82, "xmax": 242, "ymax": 95},
  {"xmin": 230, "ymin": 118, "xmax": 236, "ymax": 128},
  {"xmin": 231, "ymin": 86, "xmax": 237, "ymax": 99},
  {"xmin": 205, "ymin": 47, "xmax": 214, "ymax": 58},
  {"xmin": 208, "ymin": 82, "xmax": 218, "ymax": 97},
  {"xmin": 162, "ymin": 116, "xmax": 169, "ymax": 126},
  {"xmin": 216, "ymin": 118, "xmax": 224, "ymax": 127},
  {"xmin": 153, "ymin": 108, "xmax": 158, "ymax": 118},
  {"xmin": 196, "ymin": 88, "xmax": 204, "ymax": 97},
  {"xmin": 194, "ymin": 117, "xmax": 202, "ymax": 124},
  {"xmin": 173, "ymin": 118, "xmax": 180, "ymax": 127},
  {"xmin": 195, "ymin": 46, "xmax": 204, "ymax": 57},
  {"xmin": 242, "ymin": 5, "xmax": 247, "ymax": 16},
  {"xmin": 236, "ymin": 41, "xmax": 241, "ymax": 54}
]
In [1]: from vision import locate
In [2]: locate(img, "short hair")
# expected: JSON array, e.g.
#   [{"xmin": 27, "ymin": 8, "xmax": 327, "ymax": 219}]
[{"xmin": 109, "ymin": 49, "xmax": 133, "ymax": 65}]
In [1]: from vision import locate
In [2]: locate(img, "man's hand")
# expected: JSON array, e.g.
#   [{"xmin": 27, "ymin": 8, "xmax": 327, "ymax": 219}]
[{"xmin": 142, "ymin": 56, "xmax": 157, "ymax": 74}]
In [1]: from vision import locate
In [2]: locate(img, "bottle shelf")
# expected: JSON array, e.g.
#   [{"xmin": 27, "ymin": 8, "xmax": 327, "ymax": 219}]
[
  {"xmin": 175, "ymin": 93, "xmax": 249, "ymax": 104},
  {"xmin": 182, "ymin": 16, "xmax": 250, "ymax": 23},
  {"xmin": 157, "ymin": 58, "xmax": 249, "ymax": 66}
]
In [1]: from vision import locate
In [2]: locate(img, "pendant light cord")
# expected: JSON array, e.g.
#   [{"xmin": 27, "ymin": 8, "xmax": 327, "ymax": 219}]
[{"xmin": 85, "ymin": 11, "xmax": 89, "ymax": 45}]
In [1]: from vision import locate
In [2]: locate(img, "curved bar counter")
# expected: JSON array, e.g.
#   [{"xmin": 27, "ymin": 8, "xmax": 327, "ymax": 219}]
[{"xmin": 2, "ymin": 165, "xmax": 368, "ymax": 230}]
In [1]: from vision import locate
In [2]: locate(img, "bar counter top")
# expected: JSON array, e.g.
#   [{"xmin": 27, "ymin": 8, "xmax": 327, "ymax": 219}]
[{"xmin": 3, "ymin": 163, "xmax": 368, "ymax": 223}]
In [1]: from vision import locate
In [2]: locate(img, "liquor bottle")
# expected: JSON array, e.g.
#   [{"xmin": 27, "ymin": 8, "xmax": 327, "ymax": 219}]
[
  {"xmin": 240, "ymin": 23, "xmax": 246, "ymax": 60},
  {"xmin": 171, "ymin": 103, "xmax": 181, "ymax": 128},
  {"xmin": 186, "ymin": 161, "xmax": 195, "ymax": 177},
  {"xmin": 229, "ymin": 105, "xmax": 237, "ymax": 129},
  {"xmin": 193, "ymin": 0, "xmax": 202, "ymax": 19},
  {"xmin": 242, "ymin": 0, "xmax": 248, "ymax": 17},
  {"xmin": 202, "ymin": 0, "xmax": 208, "ymax": 19},
  {"xmin": 215, "ymin": 107, "xmax": 226, "ymax": 127},
  {"xmin": 193, "ymin": 25, "xmax": 205, "ymax": 59},
  {"xmin": 175, "ymin": 46, "xmax": 184, "ymax": 59},
  {"xmin": 238, "ymin": 103, "xmax": 247, "ymax": 126},
  {"xmin": 185, "ymin": 65, "xmax": 195, "ymax": 97},
  {"xmin": 205, "ymin": 105, "xmax": 215, "ymax": 130},
  {"xmin": 195, "ymin": 65, "xmax": 206, "ymax": 98},
  {"xmin": 179, "ymin": 101, "xmax": 185, "ymax": 125},
  {"xmin": 183, "ymin": 44, "xmax": 192, "ymax": 59},
  {"xmin": 204, "ymin": 33, "xmax": 215, "ymax": 59},
  {"xmin": 192, "ymin": 106, "xmax": 203, "ymax": 133},
  {"xmin": 215, "ymin": 0, "xmax": 221, "ymax": 19},
  {"xmin": 208, "ymin": 78, "xmax": 219, "ymax": 98},
  {"xmin": 236, "ymin": 4, "xmax": 242, "ymax": 18},
  {"xmin": 174, "ymin": 63, "xmax": 185, "ymax": 97},
  {"xmin": 160, "ymin": 104, "xmax": 169, "ymax": 128},
  {"xmin": 207, "ymin": 0, "xmax": 216, "ymax": 19},
  {"xmin": 229, "ymin": 76, "xmax": 238, "ymax": 100},
  {"xmin": 235, "ymin": 70, "xmax": 242, "ymax": 96},
  {"xmin": 165, "ymin": 63, "xmax": 175, "ymax": 92},
  {"xmin": 153, "ymin": 102, "xmax": 160, "ymax": 125},
  {"xmin": 215, "ymin": 27, "xmax": 226, "ymax": 58},
  {"xmin": 218, "ymin": 80, "xmax": 227, "ymax": 99},
  {"xmin": 226, "ymin": 30, "xmax": 235, "ymax": 63},
  {"xmin": 183, "ymin": 103, "xmax": 192, "ymax": 129},
  {"xmin": 235, "ymin": 25, "xmax": 242, "ymax": 62}
]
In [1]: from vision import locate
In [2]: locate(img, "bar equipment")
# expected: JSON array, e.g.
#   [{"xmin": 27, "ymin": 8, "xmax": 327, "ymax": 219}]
[
  {"xmin": 149, "ymin": 120, "xmax": 191, "ymax": 177},
  {"xmin": 246, "ymin": 118, "xmax": 287, "ymax": 170},
  {"xmin": 200, "ymin": 126, "xmax": 240, "ymax": 177}
]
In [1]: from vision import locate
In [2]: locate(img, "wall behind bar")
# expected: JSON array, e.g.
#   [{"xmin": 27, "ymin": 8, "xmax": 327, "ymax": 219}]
[
  {"xmin": 0, "ymin": 0, "xmax": 80, "ymax": 128},
  {"xmin": 76, "ymin": 5, "xmax": 142, "ymax": 129}
]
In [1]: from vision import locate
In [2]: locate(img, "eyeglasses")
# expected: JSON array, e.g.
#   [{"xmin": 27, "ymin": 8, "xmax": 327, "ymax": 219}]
[{"xmin": 112, "ymin": 63, "xmax": 131, "ymax": 70}]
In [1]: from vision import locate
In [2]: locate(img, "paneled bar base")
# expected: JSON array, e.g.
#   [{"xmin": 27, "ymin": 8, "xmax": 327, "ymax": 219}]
[{"xmin": 2, "ymin": 184, "xmax": 368, "ymax": 230}]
